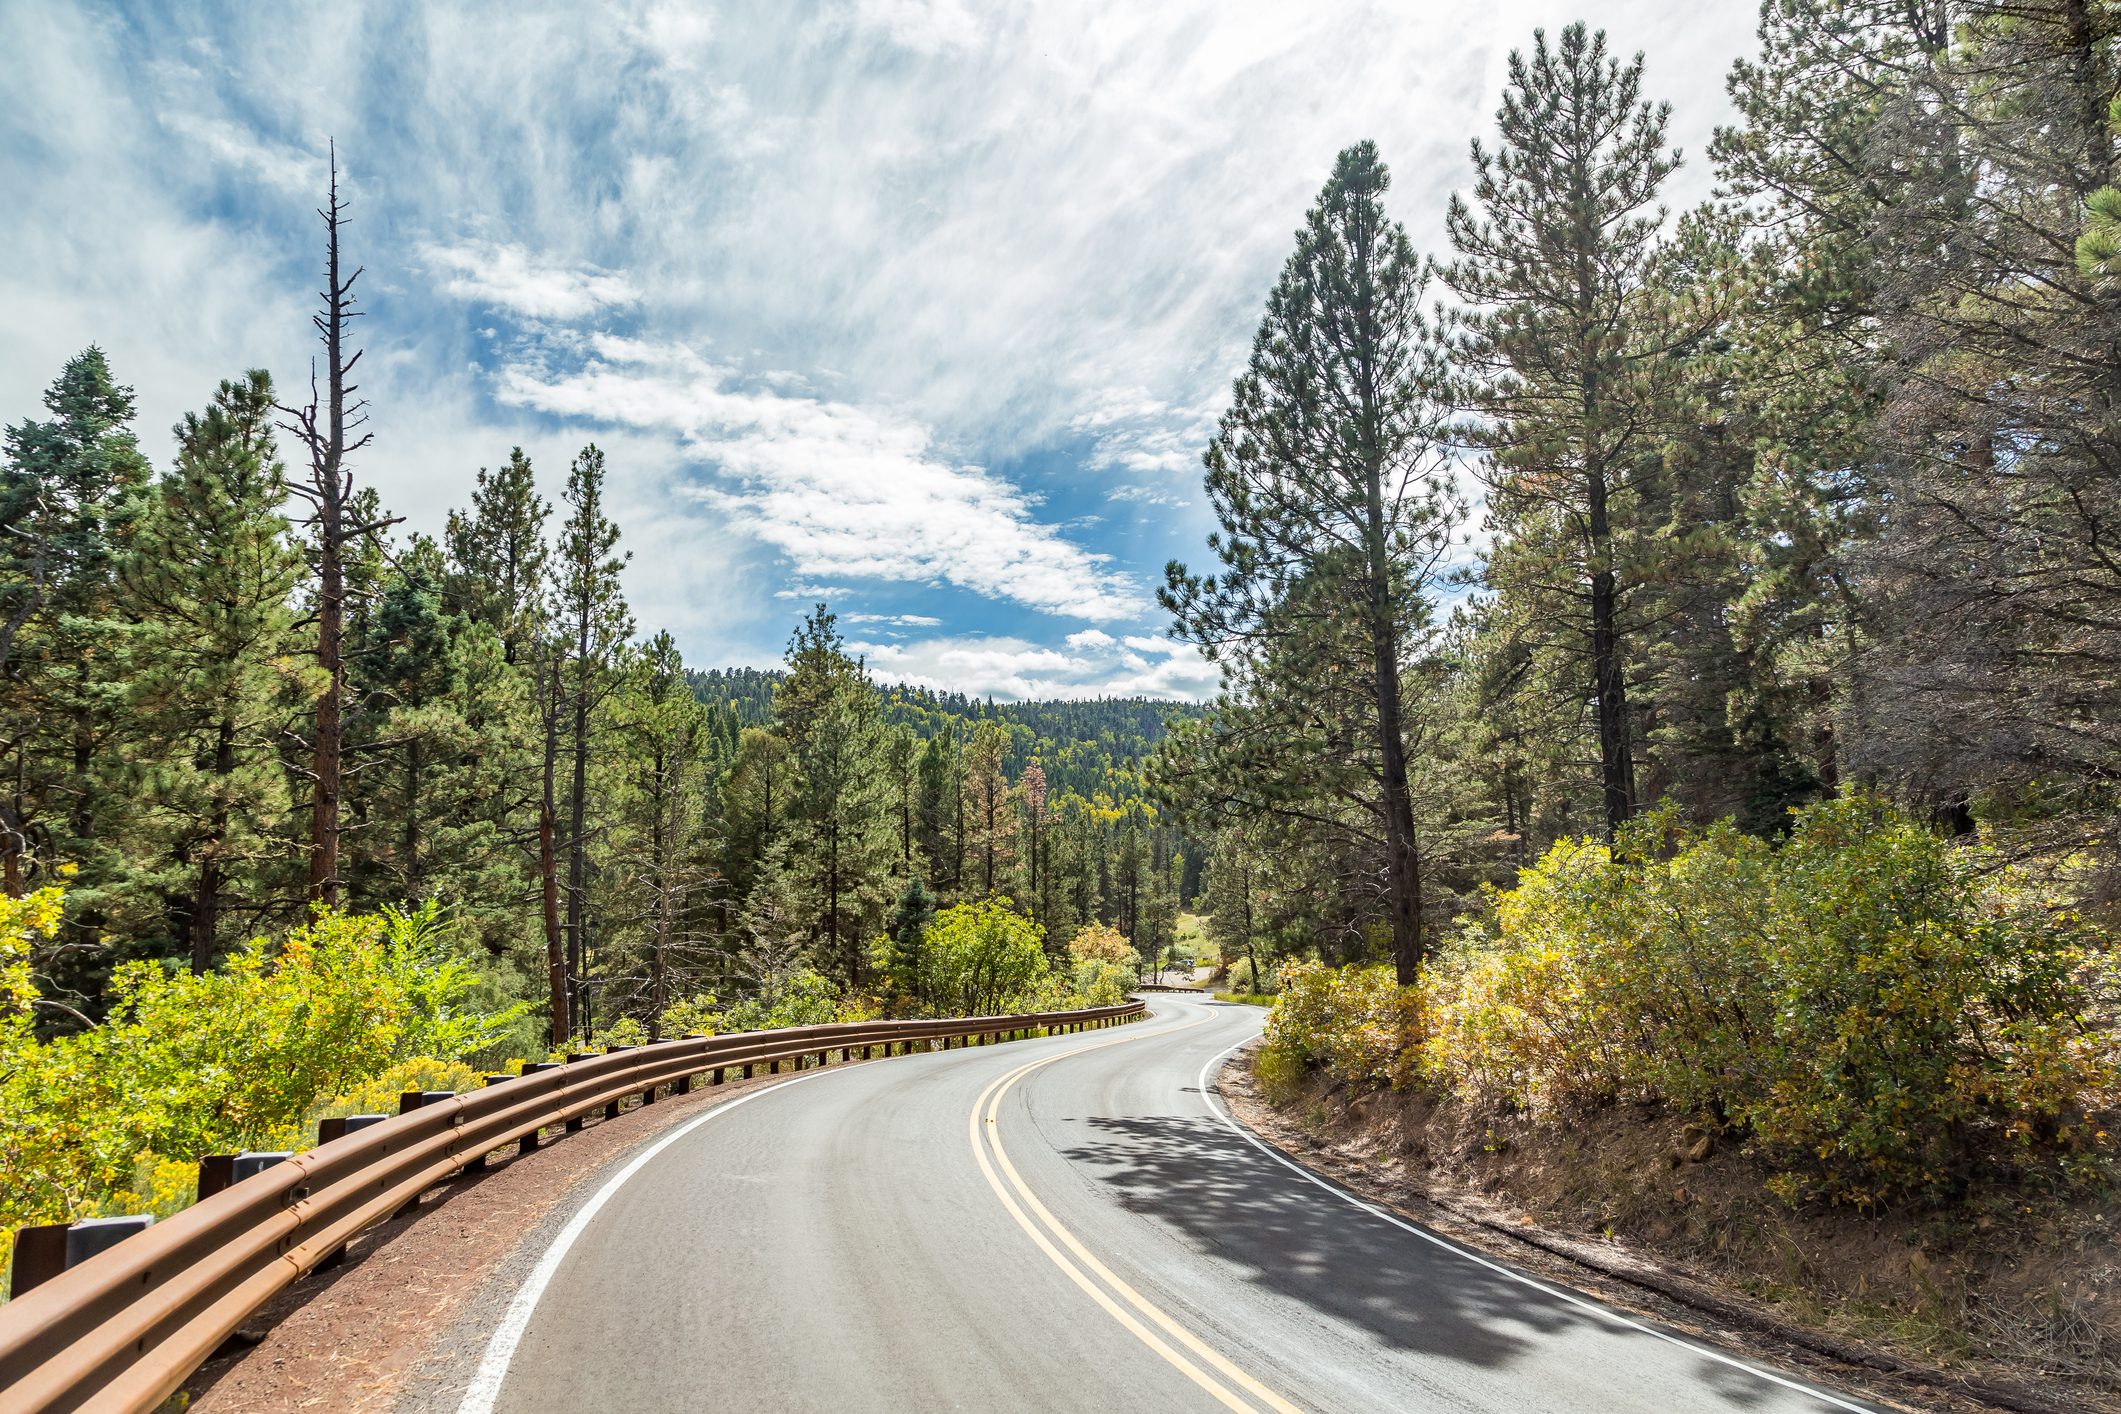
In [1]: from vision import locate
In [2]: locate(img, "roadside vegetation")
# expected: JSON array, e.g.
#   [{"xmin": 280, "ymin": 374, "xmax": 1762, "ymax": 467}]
[
  {"xmin": 1143, "ymin": 6, "xmax": 2121, "ymax": 1399},
  {"xmin": 0, "ymin": 876, "xmax": 1122, "ymax": 1260}
]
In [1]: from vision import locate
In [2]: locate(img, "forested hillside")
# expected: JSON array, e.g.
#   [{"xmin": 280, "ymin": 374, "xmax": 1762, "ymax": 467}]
[
  {"xmin": 0, "ymin": 311, "xmax": 1196, "ymax": 1053},
  {"xmin": 4, "ymin": 0, "xmax": 2118, "ymax": 1290},
  {"xmin": 1171, "ymin": 9, "xmax": 2121, "ymax": 983}
]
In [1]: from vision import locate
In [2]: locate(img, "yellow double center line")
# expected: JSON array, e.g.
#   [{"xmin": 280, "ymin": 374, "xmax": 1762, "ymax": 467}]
[{"xmin": 967, "ymin": 1015, "xmax": 1306, "ymax": 1414}]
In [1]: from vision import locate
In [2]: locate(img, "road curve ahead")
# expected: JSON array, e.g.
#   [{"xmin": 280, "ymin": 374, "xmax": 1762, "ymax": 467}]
[{"xmin": 461, "ymin": 996, "xmax": 1868, "ymax": 1414}]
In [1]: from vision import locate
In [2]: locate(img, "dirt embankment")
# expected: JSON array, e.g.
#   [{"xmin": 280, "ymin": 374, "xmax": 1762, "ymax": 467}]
[{"xmin": 1223, "ymin": 1052, "xmax": 2121, "ymax": 1414}]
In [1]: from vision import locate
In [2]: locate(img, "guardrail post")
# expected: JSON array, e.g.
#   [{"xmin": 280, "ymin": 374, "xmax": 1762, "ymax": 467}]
[
  {"xmin": 196, "ymin": 1150, "xmax": 292, "ymax": 1202},
  {"xmin": 467, "ymin": 1075, "xmax": 518, "ymax": 1167},
  {"xmin": 602, "ymin": 1047, "xmax": 637, "ymax": 1118},
  {"xmin": 518, "ymin": 1062, "xmax": 562, "ymax": 1151},
  {"xmin": 676, "ymin": 1035, "xmax": 707, "ymax": 1093},
  {"xmin": 7, "ymin": 1215, "xmax": 157, "ymax": 1298},
  {"xmin": 8, "ymin": 1224, "xmax": 69, "ymax": 1298},
  {"xmin": 564, "ymin": 1053, "xmax": 591, "ymax": 1128},
  {"xmin": 317, "ymin": 1113, "xmax": 388, "ymax": 1144}
]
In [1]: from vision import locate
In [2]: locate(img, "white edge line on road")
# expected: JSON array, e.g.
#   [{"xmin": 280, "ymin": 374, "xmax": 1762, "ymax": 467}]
[
  {"xmin": 454, "ymin": 1014, "xmax": 1189, "ymax": 1414},
  {"xmin": 1193, "ymin": 1032, "xmax": 1876, "ymax": 1414},
  {"xmin": 454, "ymin": 1067, "xmax": 839, "ymax": 1414}
]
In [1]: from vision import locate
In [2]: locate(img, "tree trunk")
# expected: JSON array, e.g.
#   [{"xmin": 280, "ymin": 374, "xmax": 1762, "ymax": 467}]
[
  {"xmin": 402, "ymin": 736, "xmax": 421, "ymax": 898},
  {"xmin": 309, "ymin": 530, "xmax": 343, "ymax": 905},
  {"xmin": 190, "ymin": 716, "xmax": 235, "ymax": 974},
  {"xmin": 540, "ymin": 675, "xmax": 568, "ymax": 1044},
  {"xmin": 565, "ymin": 628, "xmax": 592, "ymax": 1039},
  {"xmin": 1587, "ymin": 460, "xmax": 1635, "ymax": 837},
  {"xmin": 650, "ymin": 764, "xmax": 667, "ymax": 1039}
]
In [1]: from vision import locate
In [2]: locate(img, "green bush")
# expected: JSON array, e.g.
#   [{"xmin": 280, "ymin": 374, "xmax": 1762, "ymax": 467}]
[
  {"xmin": 1259, "ymin": 960, "xmax": 1420, "ymax": 1091},
  {"xmin": 1264, "ymin": 795, "xmax": 2117, "ymax": 1206},
  {"xmin": 0, "ymin": 899, "xmax": 523, "ymax": 1232}
]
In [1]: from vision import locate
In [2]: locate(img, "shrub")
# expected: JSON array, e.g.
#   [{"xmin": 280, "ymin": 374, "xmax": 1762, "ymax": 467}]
[
  {"xmin": 658, "ymin": 992, "xmax": 722, "ymax": 1038},
  {"xmin": 587, "ymin": 1016, "xmax": 647, "ymax": 1050},
  {"xmin": 0, "ymin": 899, "xmax": 522, "ymax": 1232},
  {"xmin": 296, "ymin": 1056, "xmax": 490, "ymax": 1142},
  {"xmin": 1067, "ymin": 922, "xmax": 1137, "ymax": 969},
  {"xmin": 1069, "ymin": 958, "xmax": 1134, "ymax": 1008},
  {"xmin": 713, "ymin": 967, "xmax": 850, "ymax": 1032},
  {"xmin": 1427, "ymin": 796, "xmax": 2117, "ymax": 1205},
  {"xmin": 1259, "ymin": 960, "xmax": 1420, "ymax": 1091},
  {"xmin": 914, "ymin": 898, "xmax": 1050, "ymax": 1017}
]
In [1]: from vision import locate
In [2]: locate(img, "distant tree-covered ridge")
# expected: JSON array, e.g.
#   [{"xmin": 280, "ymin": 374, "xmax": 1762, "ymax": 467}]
[{"xmin": 689, "ymin": 668, "xmax": 1198, "ymax": 800}]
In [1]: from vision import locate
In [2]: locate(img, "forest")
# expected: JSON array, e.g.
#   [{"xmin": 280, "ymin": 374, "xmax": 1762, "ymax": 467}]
[
  {"xmin": 4, "ymin": 0, "xmax": 2120, "ymax": 1264},
  {"xmin": 1169, "ymin": 1, "xmax": 2121, "ymax": 1222},
  {"xmin": 0, "ymin": 335, "xmax": 1199, "ymax": 1053}
]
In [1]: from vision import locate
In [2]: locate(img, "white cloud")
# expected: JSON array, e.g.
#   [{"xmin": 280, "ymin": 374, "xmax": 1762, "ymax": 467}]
[
  {"xmin": 1065, "ymin": 628, "xmax": 1114, "ymax": 648},
  {"xmin": 854, "ymin": 632, "xmax": 1217, "ymax": 701},
  {"xmin": 853, "ymin": 0, "xmax": 986, "ymax": 55},
  {"xmin": 496, "ymin": 335, "xmax": 1146, "ymax": 621},
  {"xmin": 847, "ymin": 612, "xmax": 944, "ymax": 627},
  {"xmin": 0, "ymin": 0, "xmax": 1761, "ymax": 696},
  {"xmin": 160, "ymin": 110, "xmax": 321, "ymax": 196},
  {"xmin": 423, "ymin": 240, "xmax": 638, "ymax": 320},
  {"xmin": 1107, "ymin": 483, "xmax": 1189, "ymax": 509}
]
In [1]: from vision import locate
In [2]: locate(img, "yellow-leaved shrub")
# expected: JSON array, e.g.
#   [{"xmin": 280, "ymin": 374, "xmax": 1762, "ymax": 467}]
[{"xmin": 1259, "ymin": 795, "xmax": 2118, "ymax": 1206}]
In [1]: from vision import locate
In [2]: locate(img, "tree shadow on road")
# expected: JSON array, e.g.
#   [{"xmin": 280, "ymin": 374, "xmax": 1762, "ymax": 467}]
[{"xmin": 1056, "ymin": 1108, "xmax": 1797, "ymax": 1409}]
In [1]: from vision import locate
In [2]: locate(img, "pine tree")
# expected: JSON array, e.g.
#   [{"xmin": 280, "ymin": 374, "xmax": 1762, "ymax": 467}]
[
  {"xmin": 914, "ymin": 727, "xmax": 962, "ymax": 895},
  {"xmin": 606, "ymin": 631, "xmax": 713, "ymax": 1032},
  {"xmin": 1446, "ymin": 24, "xmax": 1684, "ymax": 838},
  {"xmin": 554, "ymin": 444, "xmax": 632, "ymax": 1036},
  {"xmin": 0, "ymin": 347, "xmax": 153, "ymax": 936},
  {"xmin": 882, "ymin": 721, "xmax": 920, "ymax": 876},
  {"xmin": 1162, "ymin": 141, "xmax": 1459, "ymax": 983},
  {"xmin": 775, "ymin": 606, "xmax": 894, "ymax": 983},
  {"xmin": 444, "ymin": 447, "xmax": 548, "ymax": 663},
  {"xmin": 114, "ymin": 370, "xmax": 308, "ymax": 971},
  {"xmin": 962, "ymin": 721, "xmax": 1015, "ymax": 897},
  {"xmin": 883, "ymin": 876, "xmax": 936, "ymax": 1010}
]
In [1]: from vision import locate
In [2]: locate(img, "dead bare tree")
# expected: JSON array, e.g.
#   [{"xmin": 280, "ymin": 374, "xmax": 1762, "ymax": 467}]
[{"xmin": 278, "ymin": 142, "xmax": 397, "ymax": 908}]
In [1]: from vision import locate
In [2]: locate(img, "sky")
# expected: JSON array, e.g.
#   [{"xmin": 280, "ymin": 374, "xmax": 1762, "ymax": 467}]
[{"xmin": 0, "ymin": 1, "xmax": 1760, "ymax": 701}]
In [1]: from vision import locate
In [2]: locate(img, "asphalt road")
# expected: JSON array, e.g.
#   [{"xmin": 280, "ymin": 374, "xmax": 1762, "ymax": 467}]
[{"xmin": 462, "ymin": 995, "xmax": 1869, "ymax": 1414}]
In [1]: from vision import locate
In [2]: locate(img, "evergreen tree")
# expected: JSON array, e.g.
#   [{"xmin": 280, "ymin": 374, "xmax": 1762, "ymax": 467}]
[
  {"xmin": 882, "ymin": 875, "xmax": 936, "ymax": 1009},
  {"xmin": 0, "ymin": 347, "xmax": 154, "ymax": 909},
  {"xmin": 113, "ymin": 371, "xmax": 307, "ymax": 972},
  {"xmin": 444, "ymin": 446, "xmax": 548, "ymax": 663},
  {"xmin": 1446, "ymin": 24, "xmax": 1684, "ymax": 837},
  {"xmin": 774, "ymin": 606, "xmax": 894, "ymax": 983},
  {"xmin": 606, "ymin": 631, "xmax": 713, "ymax": 1032},
  {"xmin": 1162, "ymin": 141, "xmax": 1459, "ymax": 983},
  {"xmin": 554, "ymin": 444, "xmax": 631, "ymax": 1035},
  {"xmin": 962, "ymin": 721, "xmax": 1015, "ymax": 897}
]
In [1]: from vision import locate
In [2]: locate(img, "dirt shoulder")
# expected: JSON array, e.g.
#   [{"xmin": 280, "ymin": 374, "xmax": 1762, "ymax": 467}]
[
  {"xmin": 180, "ymin": 1060, "xmax": 857, "ymax": 1414},
  {"xmin": 1219, "ymin": 1043, "xmax": 2119, "ymax": 1414}
]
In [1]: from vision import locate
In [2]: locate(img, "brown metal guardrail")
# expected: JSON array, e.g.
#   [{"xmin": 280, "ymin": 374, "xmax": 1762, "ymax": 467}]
[
  {"xmin": 1136, "ymin": 983, "xmax": 1207, "ymax": 993},
  {"xmin": 0, "ymin": 999, "xmax": 1148, "ymax": 1413}
]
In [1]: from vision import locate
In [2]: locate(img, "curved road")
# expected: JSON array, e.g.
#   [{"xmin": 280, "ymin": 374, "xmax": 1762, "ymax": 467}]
[{"xmin": 458, "ymin": 996, "xmax": 1868, "ymax": 1413}]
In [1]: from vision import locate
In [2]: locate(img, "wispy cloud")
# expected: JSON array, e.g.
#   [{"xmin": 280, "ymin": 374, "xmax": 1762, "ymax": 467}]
[
  {"xmin": 423, "ymin": 240, "xmax": 638, "ymax": 321},
  {"xmin": 847, "ymin": 612, "xmax": 944, "ymax": 627},
  {"xmin": 496, "ymin": 334, "xmax": 1146, "ymax": 621},
  {"xmin": 854, "ymin": 632, "xmax": 1216, "ymax": 701}
]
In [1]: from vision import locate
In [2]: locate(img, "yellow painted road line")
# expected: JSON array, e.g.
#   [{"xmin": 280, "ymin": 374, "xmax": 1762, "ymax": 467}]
[{"xmin": 967, "ymin": 1011, "xmax": 1306, "ymax": 1414}]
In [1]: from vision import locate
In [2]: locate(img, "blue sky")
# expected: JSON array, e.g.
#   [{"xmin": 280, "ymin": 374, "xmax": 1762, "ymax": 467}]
[{"xmin": 0, "ymin": 1, "xmax": 1756, "ymax": 699}]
